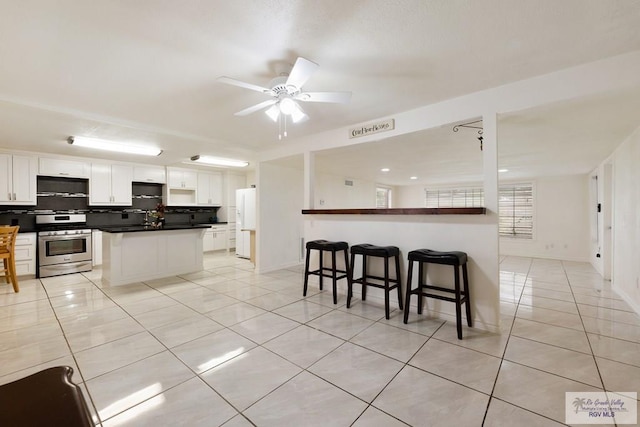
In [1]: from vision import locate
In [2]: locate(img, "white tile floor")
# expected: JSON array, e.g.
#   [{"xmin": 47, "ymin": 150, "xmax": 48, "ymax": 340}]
[{"xmin": 1, "ymin": 253, "xmax": 639, "ymax": 426}]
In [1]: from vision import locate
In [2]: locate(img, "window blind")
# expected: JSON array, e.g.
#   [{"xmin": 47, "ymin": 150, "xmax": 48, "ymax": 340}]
[
  {"xmin": 425, "ymin": 187, "xmax": 485, "ymax": 208},
  {"xmin": 498, "ymin": 184, "xmax": 533, "ymax": 239},
  {"xmin": 376, "ymin": 187, "xmax": 391, "ymax": 208},
  {"xmin": 425, "ymin": 183, "xmax": 534, "ymax": 239}
]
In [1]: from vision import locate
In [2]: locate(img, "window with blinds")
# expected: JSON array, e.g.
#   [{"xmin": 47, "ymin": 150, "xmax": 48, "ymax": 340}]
[
  {"xmin": 376, "ymin": 187, "xmax": 391, "ymax": 208},
  {"xmin": 425, "ymin": 187, "xmax": 485, "ymax": 208},
  {"xmin": 425, "ymin": 183, "xmax": 534, "ymax": 239},
  {"xmin": 498, "ymin": 184, "xmax": 533, "ymax": 239}
]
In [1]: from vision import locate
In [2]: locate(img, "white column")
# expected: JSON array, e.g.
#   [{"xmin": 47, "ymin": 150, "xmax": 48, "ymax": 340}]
[
  {"xmin": 303, "ymin": 151, "xmax": 315, "ymax": 209},
  {"xmin": 482, "ymin": 111, "xmax": 501, "ymax": 327}
]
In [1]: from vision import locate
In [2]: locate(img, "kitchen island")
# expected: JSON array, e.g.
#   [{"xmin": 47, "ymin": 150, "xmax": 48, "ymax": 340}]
[{"xmin": 100, "ymin": 224, "xmax": 210, "ymax": 286}]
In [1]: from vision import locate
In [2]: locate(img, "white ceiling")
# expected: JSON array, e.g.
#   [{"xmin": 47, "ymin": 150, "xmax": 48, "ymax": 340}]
[{"xmin": 1, "ymin": 1, "xmax": 640, "ymax": 175}]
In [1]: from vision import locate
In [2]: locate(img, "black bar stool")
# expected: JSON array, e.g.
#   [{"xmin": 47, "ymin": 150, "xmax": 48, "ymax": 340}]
[
  {"xmin": 347, "ymin": 243, "xmax": 403, "ymax": 319},
  {"xmin": 0, "ymin": 366, "xmax": 93, "ymax": 426},
  {"xmin": 303, "ymin": 240, "xmax": 350, "ymax": 304},
  {"xmin": 403, "ymin": 249, "xmax": 472, "ymax": 339}
]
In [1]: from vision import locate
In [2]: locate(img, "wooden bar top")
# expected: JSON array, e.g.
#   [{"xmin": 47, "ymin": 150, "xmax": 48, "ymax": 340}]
[{"xmin": 301, "ymin": 207, "xmax": 486, "ymax": 215}]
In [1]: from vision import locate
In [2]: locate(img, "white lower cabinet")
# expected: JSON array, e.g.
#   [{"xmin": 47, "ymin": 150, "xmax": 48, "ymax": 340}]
[
  {"xmin": 203, "ymin": 226, "xmax": 227, "ymax": 252},
  {"xmin": 227, "ymin": 224, "xmax": 236, "ymax": 251},
  {"xmin": 14, "ymin": 233, "xmax": 37, "ymax": 276}
]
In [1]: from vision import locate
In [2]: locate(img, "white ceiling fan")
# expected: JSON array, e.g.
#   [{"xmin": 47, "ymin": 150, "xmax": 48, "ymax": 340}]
[{"xmin": 217, "ymin": 57, "xmax": 351, "ymax": 127}]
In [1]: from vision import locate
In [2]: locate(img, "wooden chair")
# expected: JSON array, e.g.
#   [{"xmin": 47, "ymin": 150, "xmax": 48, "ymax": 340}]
[{"xmin": 0, "ymin": 225, "xmax": 20, "ymax": 293}]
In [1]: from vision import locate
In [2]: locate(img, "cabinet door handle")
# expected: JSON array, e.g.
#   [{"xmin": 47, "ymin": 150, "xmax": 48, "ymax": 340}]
[
  {"xmin": 7, "ymin": 192, "xmax": 11, "ymax": 200},
  {"xmin": 12, "ymin": 193, "xmax": 16, "ymax": 200},
  {"xmin": 59, "ymin": 172, "xmax": 69, "ymax": 176}
]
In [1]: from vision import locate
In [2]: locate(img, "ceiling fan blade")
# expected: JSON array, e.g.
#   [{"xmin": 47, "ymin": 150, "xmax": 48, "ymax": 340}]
[
  {"xmin": 217, "ymin": 76, "xmax": 271, "ymax": 94},
  {"xmin": 296, "ymin": 91, "xmax": 352, "ymax": 104},
  {"xmin": 285, "ymin": 57, "xmax": 319, "ymax": 89},
  {"xmin": 234, "ymin": 99, "xmax": 277, "ymax": 116}
]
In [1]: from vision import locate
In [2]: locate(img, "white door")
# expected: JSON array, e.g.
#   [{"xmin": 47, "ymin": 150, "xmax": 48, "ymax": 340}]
[{"xmin": 603, "ymin": 163, "xmax": 613, "ymax": 280}]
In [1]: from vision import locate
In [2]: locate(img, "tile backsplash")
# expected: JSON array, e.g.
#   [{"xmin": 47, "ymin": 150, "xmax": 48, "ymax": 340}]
[{"xmin": 0, "ymin": 177, "xmax": 221, "ymax": 231}]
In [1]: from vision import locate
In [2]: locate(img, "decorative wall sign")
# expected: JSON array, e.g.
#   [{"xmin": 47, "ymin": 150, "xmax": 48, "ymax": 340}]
[{"xmin": 349, "ymin": 119, "xmax": 395, "ymax": 139}]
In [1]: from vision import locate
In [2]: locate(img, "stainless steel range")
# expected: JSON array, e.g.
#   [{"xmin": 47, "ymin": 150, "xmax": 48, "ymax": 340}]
[{"xmin": 36, "ymin": 214, "xmax": 92, "ymax": 278}]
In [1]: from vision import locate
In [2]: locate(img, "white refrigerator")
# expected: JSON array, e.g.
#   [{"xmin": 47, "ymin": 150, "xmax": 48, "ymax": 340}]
[{"xmin": 235, "ymin": 188, "xmax": 256, "ymax": 258}]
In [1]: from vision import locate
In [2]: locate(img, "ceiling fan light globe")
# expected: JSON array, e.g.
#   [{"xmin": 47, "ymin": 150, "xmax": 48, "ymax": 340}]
[
  {"xmin": 265, "ymin": 105, "xmax": 280, "ymax": 122},
  {"xmin": 291, "ymin": 107, "xmax": 307, "ymax": 123},
  {"xmin": 279, "ymin": 98, "xmax": 296, "ymax": 115}
]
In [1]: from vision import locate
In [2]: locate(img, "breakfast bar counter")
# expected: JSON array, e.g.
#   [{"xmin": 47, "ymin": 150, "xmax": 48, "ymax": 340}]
[{"xmin": 101, "ymin": 224, "xmax": 209, "ymax": 286}]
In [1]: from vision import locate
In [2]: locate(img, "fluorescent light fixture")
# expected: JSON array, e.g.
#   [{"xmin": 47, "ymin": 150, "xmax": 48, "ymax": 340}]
[
  {"xmin": 498, "ymin": 169, "xmax": 509, "ymax": 173},
  {"xmin": 190, "ymin": 155, "xmax": 248, "ymax": 168},
  {"xmin": 68, "ymin": 136, "xmax": 162, "ymax": 156},
  {"xmin": 381, "ymin": 168, "xmax": 390, "ymax": 172},
  {"xmin": 410, "ymin": 176, "xmax": 418, "ymax": 180}
]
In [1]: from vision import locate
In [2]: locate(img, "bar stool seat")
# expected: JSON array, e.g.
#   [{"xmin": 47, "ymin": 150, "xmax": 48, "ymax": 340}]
[
  {"xmin": 348, "ymin": 243, "xmax": 403, "ymax": 319},
  {"xmin": 403, "ymin": 248, "xmax": 472, "ymax": 339},
  {"xmin": 0, "ymin": 366, "xmax": 93, "ymax": 426},
  {"xmin": 303, "ymin": 240, "xmax": 350, "ymax": 304}
]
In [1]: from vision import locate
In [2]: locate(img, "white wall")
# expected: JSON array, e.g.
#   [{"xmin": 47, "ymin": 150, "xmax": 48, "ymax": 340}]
[
  {"xmin": 395, "ymin": 175, "xmax": 591, "ymax": 261},
  {"xmin": 246, "ymin": 170, "xmax": 257, "ymax": 187},
  {"xmin": 609, "ymin": 124, "xmax": 640, "ymax": 314},
  {"xmin": 256, "ymin": 161, "xmax": 304, "ymax": 273},
  {"xmin": 395, "ymin": 184, "xmax": 425, "ymax": 208},
  {"xmin": 500, "ymin": 175, "xmax": 590, "ymax": 262},
  {"xmin": 314, "ymin": 172, "xmax": 376, "ymax": 208}
]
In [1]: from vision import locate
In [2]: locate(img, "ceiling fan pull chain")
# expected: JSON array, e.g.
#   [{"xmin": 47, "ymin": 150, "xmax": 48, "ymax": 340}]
[{"xmin": 284, "ymin": 115, "xmax": 288, "ymax": 138}]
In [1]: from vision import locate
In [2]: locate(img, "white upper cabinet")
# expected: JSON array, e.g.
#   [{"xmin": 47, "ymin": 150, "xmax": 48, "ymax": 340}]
[
  {"xmin": 167, "ymin": 168, "xmax": 197, "ymax": 189},
  {"xmin": 165, "ymin": 167, "xmax": 198, "ymax": 206},
  {"xmin": 0, "ymin": 154, "xmax": 37, "ymax": 205},
  {"xmin": 133, "ymin": 165, "xmax": 166, "ymax": 184},
  {"xmin": 89, "ymin": 163, "xmax": 133, "ymax": 205},
  {"xmin": 39, "ymin": 157, "xmax": 90, "ymax": 178},
  {"xmin": 197, "ymin": 172, "xmax": 223, "ymax": 206}
]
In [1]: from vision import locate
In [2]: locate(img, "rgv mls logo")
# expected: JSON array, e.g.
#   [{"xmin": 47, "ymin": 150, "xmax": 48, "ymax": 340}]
[{"xmin": 566, "ymin": 392, "xmax": 637, "ymax": 424}]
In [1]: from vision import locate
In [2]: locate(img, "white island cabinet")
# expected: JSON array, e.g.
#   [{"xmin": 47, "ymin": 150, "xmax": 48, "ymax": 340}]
[{"xmin": 101, "ymin": 226, "xmax": 208, "ymax": 286}]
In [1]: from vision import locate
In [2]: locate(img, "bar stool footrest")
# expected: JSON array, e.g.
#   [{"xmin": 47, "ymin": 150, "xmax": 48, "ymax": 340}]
[{"xmin": 352, "ymin": 275, "xmax": 401, "ymax": 289}]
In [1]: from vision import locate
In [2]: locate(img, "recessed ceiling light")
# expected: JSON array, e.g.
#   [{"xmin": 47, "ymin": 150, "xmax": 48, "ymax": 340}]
[
  {"xmin": 381, "ymin": 168, "xmax": 390, "ymax": 172},
  {"xmin": 410, "ymin": 176, "xmax": 418, "ymax": 180},
  {"xmin": 498, "ymin": 169, "xmax": 509, "ymax": 173}
]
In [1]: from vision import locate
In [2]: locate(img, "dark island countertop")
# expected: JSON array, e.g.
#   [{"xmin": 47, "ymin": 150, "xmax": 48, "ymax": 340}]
[{"xmin": 99, "ymin": 224, "xmax": 213, "ymax": 233}]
